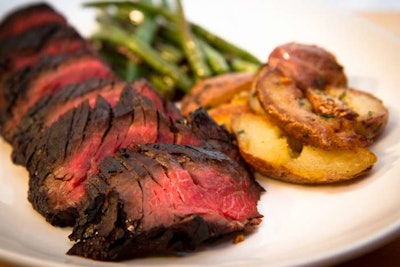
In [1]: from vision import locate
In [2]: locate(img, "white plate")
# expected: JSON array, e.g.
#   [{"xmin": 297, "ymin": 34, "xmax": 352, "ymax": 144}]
[{"xmin": 1, "ymin": 0, "xmax": 400, "ymax": 266}]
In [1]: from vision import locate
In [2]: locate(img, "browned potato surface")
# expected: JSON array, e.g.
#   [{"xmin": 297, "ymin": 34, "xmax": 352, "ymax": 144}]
[
  {"xmin": 231, "ymin": 112, "xmax": 377, "ymax": 184},
  {"xmin": 179, "ymin": 43, "xmax": 388, "ymax": 185},
  {"xmin": 324, "ymin": 87, "xmax": 389, "ymax": 141},
  {"xmin": 208, "ymin": 91, "xmax": 251, "ymax": 132},
  {"xmin": 180, "ymin": 72, "xmax": 254, "ymax": 116},
  {"xmin": 255, "ymin": 65, "xmax": 370, "ymax": 150},
  {"xmin": 268, "ymin": 42, "xmax": 347, "ymax": 90}
]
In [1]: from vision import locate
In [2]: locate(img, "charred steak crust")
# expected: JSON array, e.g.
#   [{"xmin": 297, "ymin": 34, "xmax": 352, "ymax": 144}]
[
  {"xmin": 0, "ymin": 24, "xmax": 91, "ymax": 74},
  {"xmin": 0, "ymin": 2, "xmax": 264, "ymax": 261},
  {"xmin": 68, "ymin": 144, "xmax": 262, "ymax": 261},
  {"xmin": 0, "ymin": 23, "xmax": 62, "ymax": 60},
  {"xmin": 12, "ymin": 78, "xmax": 119, "ymax": 166},
  {"xmin": 0, "ymin": 3, "xmax": 67, "ymax": 40},
  {"xmin": 0, "ymin": 50, "xmax": 113, "ymax": 141},
  {"xmin": 25, "ymin": 82, "xmax": 247, "ymax": 226}
]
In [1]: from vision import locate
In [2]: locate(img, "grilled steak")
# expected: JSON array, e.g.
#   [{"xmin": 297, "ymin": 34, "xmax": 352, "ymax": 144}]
[
  {"xmin": 68, "ymin": 144, "xmax": 262, "ymax": 261},
  {"xmin": 0, "ymin": 3, "xmax": 66, "ymax": 40},
  {"xmin": 0, "ymin": 24, "xmax": 91, "ymax": 74},
  {"xmin": 25, "ymin": 82, "xmax": 242, "ymax": 226},
  {"xmin": 12, "ymin": 78, "xmax": 119, "ymax": 166},
  {"xmin": 0, "ymin": 51, "xmax": 114, "ymax": 141},
  {"xmin": 0, "ymin": 2, "xmax": 264, "ymax": 261}
]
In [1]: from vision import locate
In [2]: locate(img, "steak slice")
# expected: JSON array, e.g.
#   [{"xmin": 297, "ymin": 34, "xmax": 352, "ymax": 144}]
[
  {"xmin": 0, "ymin": 3, "xmax": 264, "ymax": 261},
  {"xmin": 0, "ymin": 51, "xmax": 114, "ymax": 141},
  {"xmin": 68, "ymin": 144, "xmax": 263, "ymax": 261},
  {"xmin": 0, "ymin": 3, "xmax": 67, "ymax": 40},
  {"xmin": 0, "ymin": 23, "xmax": 91, "ymax": 74},
  {"xmin": 0, "ymin": 23, "xmax": 61, "ymax": 61},
  {"xmin": 133, "ymin": 78, "xmax": 182, "ymax": 121},
  {"xmin": 12, "ymin": 78, "xmax": 119, "ymax": 166},
  {"xmin": 12, "ymin": 78, "xmax": 182, "ymax": 166},
  {"xmin": 187, "ymin": 108, "xmax": 244, "ymax": 163},
  {"xmin": 25, "ymin": 84, "xmax": 210, "ymax": 226}
]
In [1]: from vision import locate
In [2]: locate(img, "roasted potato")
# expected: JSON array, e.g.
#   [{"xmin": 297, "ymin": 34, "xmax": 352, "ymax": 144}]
[
  {"xmin": 255, "ymin": 65, "xmax": 370, "ymax": 150},
  {"xmin": 179, "ymin": 43, "xmax": 388, "ymax": 185},
  {"xmin": 180, "ymin": 72, "xmax": 254, "ymax": 116},
  {"xmin": 323, "ymin": 87, "xmax": 389, "ymax": 141},
  {"xmin": 231, "ymin": 112, "xmax": 377, "ymax": 184},
  {"xmin": 268, "ymin": 42, "xmax": 347, "ymax": 90},
  {"xmin": 208, "ymin": 91, "xmax": 252, "ymax": 132}
]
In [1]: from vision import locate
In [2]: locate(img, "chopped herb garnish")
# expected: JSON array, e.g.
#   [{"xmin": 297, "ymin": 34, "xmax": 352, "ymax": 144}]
[
  {"xmin": 236, "ymin": 129, "xmax": 245, "ymax": 135},
  {"xmin": 320, "ymin": 113, "xmax": 336, "ymax": 119},
  {"xmin": 338, "ymin": 91, "xmax": 347, "ymax": 100},
  {"xmin": 374, "ymin": 123, "xmax": 382, "ymax": 134},
  {"xmin": 305, "ymin": 116, "xmax": 316, "ymax": 121}
]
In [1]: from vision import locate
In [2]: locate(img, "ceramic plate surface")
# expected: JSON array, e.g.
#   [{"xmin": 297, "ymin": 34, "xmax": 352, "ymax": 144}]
[{"xmin": 1, "ymin": 0, "xmax": 400, "ymax": 266}]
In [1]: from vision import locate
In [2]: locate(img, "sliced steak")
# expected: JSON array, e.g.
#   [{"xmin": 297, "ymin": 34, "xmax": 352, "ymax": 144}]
[
  {"xmin": 132, "ymin": 78, "xmax": 182, "ymax": 121},
  {"xmin": 0, "ymin": 3, "xmax": 67, "ymax": 40},
  {"xmin": 0, "ymin": 23, "xmax": 61, "ymax": 61},
  {"xmin": 12, "ymin": 78, "xmax": 119, "ymax": 166},
  {"xmin": 12, "ymin": 79, "xmax": 182, "ymax": 166},
  {"xmin": 25, "ymin": 84, "xmax": 211, "ymax": 226},
  {"xmin": 187, "ymin": 108, "xmax": 244, "ymax": 163},
  {"xmin": 68, "ymin": 144, "xmax": 263, "ymax": 261},
  {"xmin": 0, "ymin": 51, "xmax": 114, "ymax": 141},
  {"xmin": 0, "ymin": 3, "xmax": 264, "ymax": 261},
  {"xmin": 0, "ymin": 24, "xmax": 91, "ymax": 74}
]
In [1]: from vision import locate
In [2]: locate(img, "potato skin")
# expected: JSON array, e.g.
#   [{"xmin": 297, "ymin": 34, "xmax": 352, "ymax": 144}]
[
  {"xmin": 179, "ymin": 43, "xmax": 388, "ymax": 185},
  {"xmin": 255, "ymin": 65, "xmax": 370, "ymax": 150},
  {"xmin": 323, "ymin": 87, "xmax": 389, "ymax": 141},
  {"xmin": 268, "ymin": 42, "xmax": 347, "ymax": 90},
  {"xmin": 208, "ymin": 91, "xmax": 252, "ymax": 132},
  {"xmin": 180, "ymin": 72, "xmax": 254, "ymax": 117}
]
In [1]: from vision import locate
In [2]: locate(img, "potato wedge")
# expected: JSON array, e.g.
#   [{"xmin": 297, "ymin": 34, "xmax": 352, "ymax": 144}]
[
  {"xmin": 255, "ymin": 65, "xmax": 370, "ymax": 150},
  {"xmin": 268, "ymin": 42, "xmax": 347, "ymax": 90},
  {"xmin": 231, "ymin": 112, "xmax": 377, "ymax": 184},
  {"xmin": 180, "ymin": 72, "xmax": 254, "ymax": 116},
  {"xmin": 209, "ymin": 103, "xmax": 251, "ymax": 133},
  {"xmin": 208, "ymin": 91, "xmax": 251, "ymax": 132},
  {"xmin": 324, "ymin": 87, "xmax": 389, "ymax": 141}
]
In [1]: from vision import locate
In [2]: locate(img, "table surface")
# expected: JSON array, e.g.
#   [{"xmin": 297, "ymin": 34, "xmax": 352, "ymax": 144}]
[{"xmin": 0, "ymin": 5, "xmax": 399, "ymax": 267}]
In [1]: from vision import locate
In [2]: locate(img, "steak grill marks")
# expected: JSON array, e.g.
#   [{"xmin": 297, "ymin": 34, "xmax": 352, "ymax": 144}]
[
  {"xmin": 0, "ymin": 51, "xmax": 114, "ymax": 142},
  {"xmin": 0, "ymin": 3, "xmax": 263, "ymax": 261},
  {"xmin": 68, "ymin": 144, "xmax": 262, "ymax": 261},
  {"xmin": 0, "ymin": 3, "xmax": 67, "ymax": 40}
]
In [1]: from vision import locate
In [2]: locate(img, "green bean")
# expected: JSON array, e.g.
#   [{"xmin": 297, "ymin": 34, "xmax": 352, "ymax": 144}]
[
  {"xmin": 86, "ymin": 1, "xmax": 261, "ymax": 66},
  {"xmin": 97, "ymin": 43, "xmax": 129, "ymax": 78},
  {"xmin": 230, "ymin": 57, "xmax": 260, "ymax": 73},
  {"xmin": 155, "ymin": 41, "xmax": 184, "ymax": 63},
  {"xmin": 93, "ymin": 24, "xmax": 193, "ymax": 91},
  {"xmin": 84, "ymin": 1, "xmax": 175, "ymax": 21},
  {"xmin": 85, "ymin": 0, "xmax": 263, "ymax": 97},
  {"xmin": 191, "ymin": 23, "xmax": 262, "ymax": 65},
  {"xmin": 124, "ymin": 61, "xmax": 139, "ymax": 81},
  {"xmin": 124, "ymin": 0, "xmax": 158, "ymax": 82},
  {"xmin": 150, "ymin": 74, "xmax": 175, "ymax": 97},
  {"xmin": 158, "ymin": 24, "xmax": 181, "ymax": 46},
  {"xmin": 196, "ymin": 37, "xmax": 229, "ymax": 75},
  {"xmin": 175, "ymin": 0, "xmax": 211, "ymax": 80},
  {"xmin": 86, "ymin": 1, "xmax": 261, "ymax": 61}
]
